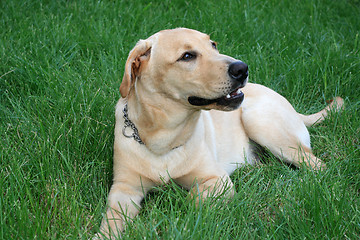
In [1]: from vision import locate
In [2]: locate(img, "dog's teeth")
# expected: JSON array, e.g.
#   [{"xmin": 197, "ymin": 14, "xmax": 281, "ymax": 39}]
[
  {"xmin": 226, "ymin": 94, "xmax": 231, "ymax": 99},
  {"xmin": 236, "ymin": 88, "xmax": 242, "ymax": 94}
]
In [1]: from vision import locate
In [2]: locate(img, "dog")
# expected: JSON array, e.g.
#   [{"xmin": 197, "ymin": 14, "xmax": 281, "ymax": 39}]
[{"xmin": 97, "ymin": 28, "xmax": 343, "ymax": 238}]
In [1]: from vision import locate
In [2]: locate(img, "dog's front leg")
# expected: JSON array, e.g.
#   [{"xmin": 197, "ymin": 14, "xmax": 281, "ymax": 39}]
[
  {"xmin": 192, "ymin": 175, "xmax": 235, "ymax": 205},
  {"xmin": 177, "ymin": 169, "xmax": 235, "ymax": 205},
  {"xmin": 98, "ymin": 181, "xmax": 147, "ymax": 239}
]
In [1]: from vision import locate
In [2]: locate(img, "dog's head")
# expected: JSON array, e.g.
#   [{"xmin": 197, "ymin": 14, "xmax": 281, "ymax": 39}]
[{"xmin": 120, "ymin": 28, "xmax": 248, "ymax": 111}]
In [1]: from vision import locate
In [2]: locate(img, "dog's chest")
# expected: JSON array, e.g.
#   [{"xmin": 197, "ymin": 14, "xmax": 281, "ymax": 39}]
[
  {"xmin": 206, "ymin": 110, "xmax": 252, "ymax": 174},
  {"xmin": 114, "ymin": 101, "xmax": 252, "ymax": 184},
  {"xmin": 157, "ymin": 111, "xmax": 251, "ymax": 178}
]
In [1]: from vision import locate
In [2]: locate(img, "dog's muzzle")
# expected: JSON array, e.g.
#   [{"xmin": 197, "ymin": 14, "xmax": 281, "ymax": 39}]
[
  {"xmin": 228, "ymin": 61, "xmax": 248, "ymax": 84},
  {"xmin": 188, "ymin": 61, "xmax": 248, "ymax": 109}
]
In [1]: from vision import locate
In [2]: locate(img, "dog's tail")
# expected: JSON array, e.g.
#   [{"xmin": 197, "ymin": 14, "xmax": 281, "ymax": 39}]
[{"xmin": 299, "ymin": 97, "xmax": 344, "ymax": 127}]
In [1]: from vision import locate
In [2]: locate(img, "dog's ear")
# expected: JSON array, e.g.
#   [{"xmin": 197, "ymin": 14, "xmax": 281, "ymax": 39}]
[{"xmin": 120, "ymin": 39, "xmax": 152, "ymax": 98}]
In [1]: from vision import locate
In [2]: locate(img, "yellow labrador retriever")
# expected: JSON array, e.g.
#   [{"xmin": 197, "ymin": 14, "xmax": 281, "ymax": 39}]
[{"xmin": 98, "ymin": 28, "xmax": 343, "ymax": 238}]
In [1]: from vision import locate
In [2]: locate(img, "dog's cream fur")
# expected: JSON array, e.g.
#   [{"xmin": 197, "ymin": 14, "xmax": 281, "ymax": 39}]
[{"xmin": 97, "ymin": 28, "xmax": 343, "ymax": 238}]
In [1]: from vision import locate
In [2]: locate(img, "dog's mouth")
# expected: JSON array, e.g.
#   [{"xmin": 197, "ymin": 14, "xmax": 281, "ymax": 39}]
[{"xmin": 188, "ymin": 85, "xmax": 245, "ymax": 107}]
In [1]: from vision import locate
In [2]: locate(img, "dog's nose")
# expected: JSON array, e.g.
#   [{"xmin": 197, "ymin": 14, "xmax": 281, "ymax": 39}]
[{"xmin": 228, "ymin": 61, "xmax": 248, "ymax": 83}]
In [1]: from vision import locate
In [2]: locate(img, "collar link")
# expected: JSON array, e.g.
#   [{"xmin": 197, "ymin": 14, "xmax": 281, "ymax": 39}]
[{"xmin": 122, "ymin": 103, "xmax": 145, "ymax": 145}]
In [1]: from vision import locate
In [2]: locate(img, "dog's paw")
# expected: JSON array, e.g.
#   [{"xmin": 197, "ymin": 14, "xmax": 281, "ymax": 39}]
[
  {"xmin": 92, "ymin": 233, "xmax": 104, "ymax": 240},
  {"xmin": 311, "ymin": 160, "xmax": 327, "ymax": 171}
]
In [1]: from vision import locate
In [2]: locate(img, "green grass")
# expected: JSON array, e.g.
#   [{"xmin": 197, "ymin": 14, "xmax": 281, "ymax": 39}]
[{"xmin": 1, "ymin": 0, "xmax": 359, "ymax": 239}]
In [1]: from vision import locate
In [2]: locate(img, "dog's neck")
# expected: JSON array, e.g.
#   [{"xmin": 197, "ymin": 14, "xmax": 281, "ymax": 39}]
[{"xmin": 126, "ymin": 93, "xmax": 201, "ymax": 155}]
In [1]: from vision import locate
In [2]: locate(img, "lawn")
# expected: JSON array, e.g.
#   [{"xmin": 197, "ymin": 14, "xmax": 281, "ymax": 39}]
[{"xmin": 1, "ymin": 0, "xmax": 359, "ymax": 239}]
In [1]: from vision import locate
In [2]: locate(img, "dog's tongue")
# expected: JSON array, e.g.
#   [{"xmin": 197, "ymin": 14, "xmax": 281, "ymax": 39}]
[
  {"xmin": 231, "ymin": 89, "xmax": 241, "ymax": 97},
  {"xmin": 226, "ymin": 87, "xmax": 243, "ymax": 99}
]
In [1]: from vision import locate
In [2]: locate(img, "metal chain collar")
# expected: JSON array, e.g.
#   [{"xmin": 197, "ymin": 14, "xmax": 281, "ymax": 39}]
[{"xmin": 122, "ymin": 103, "xmax": 145, "ymax": 145}]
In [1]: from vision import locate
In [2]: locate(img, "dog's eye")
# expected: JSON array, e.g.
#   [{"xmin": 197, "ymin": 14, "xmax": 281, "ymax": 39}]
[
  {"xmin": 179, "ymin": 52, "xmax": 197, "ymax": 61},
  {"xmin": 211, "ymin": 41, "xmax": 217, "ymax": 49}
]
